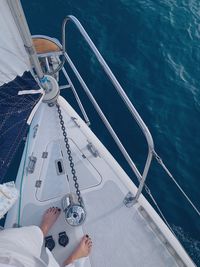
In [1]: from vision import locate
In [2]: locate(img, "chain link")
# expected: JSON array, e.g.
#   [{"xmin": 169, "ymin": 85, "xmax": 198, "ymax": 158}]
[{"xmin": 56, "ymin": 103, "xmax": 83, "ymax": 206}]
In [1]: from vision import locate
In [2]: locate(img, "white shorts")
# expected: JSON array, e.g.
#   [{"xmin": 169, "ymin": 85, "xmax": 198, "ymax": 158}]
[{"xmin": 0, "ymin": 226, "xmax": 75, "ymax": 267}]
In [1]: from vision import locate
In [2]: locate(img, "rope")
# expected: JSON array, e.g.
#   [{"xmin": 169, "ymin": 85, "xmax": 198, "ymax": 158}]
[{"xmin": 153, "ymin": 150, "xmax": 200, "ymax": 217}]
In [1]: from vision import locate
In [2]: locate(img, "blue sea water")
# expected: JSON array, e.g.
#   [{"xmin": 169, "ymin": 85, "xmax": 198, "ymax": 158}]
[{"xmin": 2, "ymin": 0, "xmax": 200, "ymax": 265}]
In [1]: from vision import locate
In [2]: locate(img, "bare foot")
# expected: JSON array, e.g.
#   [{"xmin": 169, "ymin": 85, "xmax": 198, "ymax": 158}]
[
  {"xmin": 63, "ymin": 235, "xmax": 92, "ymax": 266},
  {"xmin": 40, "ymin": 207, "xmax": 61, "ymax": 236}
]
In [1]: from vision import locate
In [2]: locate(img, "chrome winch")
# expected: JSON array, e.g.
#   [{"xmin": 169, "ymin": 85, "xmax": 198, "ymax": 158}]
[{"xmin": 62, "ymin": 194, "xmax": 86, "ymax": 226}]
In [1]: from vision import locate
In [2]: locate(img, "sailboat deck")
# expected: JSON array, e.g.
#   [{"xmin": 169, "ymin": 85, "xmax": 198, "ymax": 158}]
[
  {"xmin": 5, "ymin": 98, "xmax": 193, "ymax": 266},
  {"xmin": 83, "ymin": 181, "xmax": 179, "ymax": 267},
  {"xmin": 18, "ymin": 181, "xmax": 178, "ymax": 267},
  {"xmin": 19, "ymin": 180, "xmax": 178, "ymax": 267}
]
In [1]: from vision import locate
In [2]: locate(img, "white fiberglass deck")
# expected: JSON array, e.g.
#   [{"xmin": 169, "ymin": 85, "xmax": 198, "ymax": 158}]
[
  {"xmin": 19, "ymin": 181, "xmax": 179, "ymax": 267},
  {"xmin": 5, "ymin": 97, "xmax": 194, "ymax": 266},
  {"xmin": 84, "ymin": 181, "xmax": 180, "ymax": 267}
]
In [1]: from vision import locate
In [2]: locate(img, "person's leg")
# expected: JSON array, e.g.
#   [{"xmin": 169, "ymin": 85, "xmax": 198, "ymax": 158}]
[
  {"xmin": 62, "ymin": 235, "xmax": 92, "ymax": 267},
  {"xmin": 40, "ymin": 207, "xmax": 61, "ymax": 236},
  {"xmin": 0, "ymin": 225, "xmax": 43, "ymax": 258},
  {"xmin": 40, "ymin": 207, "xmax": 92, "ymax": 266},
  {"xmin": 0, "ymin": 208, "xmax": 61, "ymax": 263}
]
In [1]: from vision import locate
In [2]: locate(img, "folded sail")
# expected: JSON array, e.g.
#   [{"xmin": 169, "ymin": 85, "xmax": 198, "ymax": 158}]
[
  {"xmin": 0, "ymin": 0, "xmax": 31, "ymax": 85},
  {"xmin": 0, "ymin": 0, "xmax": 41, "ymax": 181},
  {"xmin": 0, "ymin": 181, "xmax": 18, "ymax": 219}
]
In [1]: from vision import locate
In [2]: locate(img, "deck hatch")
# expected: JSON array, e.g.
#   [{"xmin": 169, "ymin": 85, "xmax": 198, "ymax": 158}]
[{"xmin": 61, "ymin": 138, "xmax": 102, "ymax": 191}]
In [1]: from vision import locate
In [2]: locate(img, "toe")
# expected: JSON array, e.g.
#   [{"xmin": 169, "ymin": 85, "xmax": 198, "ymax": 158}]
[
  {"xmin": 50, "ymin": 208, "xmax": 54, "ymax": 213},
  {"xmin": 55, "ymin": 207, "xmax": 61, "ymax": 214},
  {"xmin": 86, "ymin": 238, "xmax": 92, "ymax": 245},
  {"xmin": 87, "ymin": 241, "xmax": 92, "ymax": 248},
  {"xmin": 82, "ymin": 235, "xmax": 88, "ymax": 242},
  {"xmin": 88, "ymin": 244, "xmax": 92, "ymax": 253},
  {"xmin": 47, "ymin": 207, "xmax": 52, "ymax": 213},
  {"xmin": 54, "ymin": 208, "xmax": 58, "ymax": 214},
  {"xmin": 87, "ymin": 243, "xmax": 92, "ymax": 249}
]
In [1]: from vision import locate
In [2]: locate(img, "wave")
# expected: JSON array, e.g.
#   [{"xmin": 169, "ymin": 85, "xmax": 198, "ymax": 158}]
[{"xmin": 172, "ymin": 225, "xmax": 200, "ymax": 265}]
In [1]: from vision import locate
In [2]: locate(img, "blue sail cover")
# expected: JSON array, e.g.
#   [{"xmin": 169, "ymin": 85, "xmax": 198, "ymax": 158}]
[{"xmin": 0, "ymin": 1, "xmax": 41, "ymax": 181}]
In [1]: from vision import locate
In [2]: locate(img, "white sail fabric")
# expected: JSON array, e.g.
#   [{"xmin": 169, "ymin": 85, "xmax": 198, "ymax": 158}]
[
  {"xmin": 0, "ymin": 0, "xmax": 31, "ymax": 86},
  {"xmin": 0, "ymin": 181, "xmax": 18, "ymax": 219}
]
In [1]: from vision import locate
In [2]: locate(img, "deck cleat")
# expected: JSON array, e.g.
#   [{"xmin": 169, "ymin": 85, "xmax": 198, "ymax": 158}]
[{"xmin": 62, "ymin": 194, "xmax": 86, "ymax": 226}]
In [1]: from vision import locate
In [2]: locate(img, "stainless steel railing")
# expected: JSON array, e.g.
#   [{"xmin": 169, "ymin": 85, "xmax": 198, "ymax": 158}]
[
  {"xmin": 62, "ymin": 15, "xmax": 154, "ymax": 201},
  {"xmin": 33, "ymin": 17, "xmax": 154, "ymax": 202}
]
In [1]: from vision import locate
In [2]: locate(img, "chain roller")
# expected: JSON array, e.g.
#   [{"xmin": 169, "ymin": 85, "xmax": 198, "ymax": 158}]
[{"xmin": 56, "ymin": 103, "xmax": 83, "ymax": 207}]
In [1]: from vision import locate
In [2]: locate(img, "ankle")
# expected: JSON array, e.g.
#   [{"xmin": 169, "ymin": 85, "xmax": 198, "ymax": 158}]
[
  {"xmin": 63, "ymin": 255, "xmax": 75, "ymax": 266},
  {"xmin": 40, "ymin": 225, "xmax": 48, "ymax": 236}
]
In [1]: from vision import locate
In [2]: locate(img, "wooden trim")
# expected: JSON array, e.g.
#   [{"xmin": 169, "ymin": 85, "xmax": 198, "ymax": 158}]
[{"xmin": 32, "ymin": 38, "xmax": 61, "ymax": 54}]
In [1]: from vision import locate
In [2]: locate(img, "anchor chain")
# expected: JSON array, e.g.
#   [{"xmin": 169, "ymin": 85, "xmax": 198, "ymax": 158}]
[{"xmin": 56, "ymin": 103, "xmax": 83, "ymax": 207}]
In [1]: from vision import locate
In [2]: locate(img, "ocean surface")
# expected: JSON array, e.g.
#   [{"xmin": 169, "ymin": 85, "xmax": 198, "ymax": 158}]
[{"xmin": 1, "ymin": 0, "xmax": 200, "ymax": 265}]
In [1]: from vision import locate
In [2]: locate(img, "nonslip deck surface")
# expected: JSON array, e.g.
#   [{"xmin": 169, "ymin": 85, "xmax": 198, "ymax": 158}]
[{"xmin": 21, "ymin": 181, "xmax": 179, "ymax": 267}]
